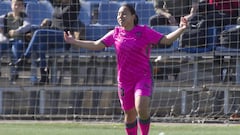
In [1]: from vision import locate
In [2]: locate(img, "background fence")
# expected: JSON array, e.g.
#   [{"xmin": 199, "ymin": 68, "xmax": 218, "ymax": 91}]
[{"xmin": 0, "ymin": 0, "xmax": 240, "ymax": 123}]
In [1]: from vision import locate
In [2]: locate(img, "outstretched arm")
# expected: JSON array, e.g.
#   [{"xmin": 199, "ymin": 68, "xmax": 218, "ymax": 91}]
[
  {"xmin": 64, "ymin": 31, "xmax": 106, "ymax": 50},
  {"xmin": 160, "ymin": 17, "xmax": 188, "ymax": 45}
]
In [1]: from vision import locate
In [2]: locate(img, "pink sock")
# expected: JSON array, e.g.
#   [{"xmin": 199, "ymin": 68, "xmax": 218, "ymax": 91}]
[
  {"xmin": 138, "ymin": 117, "xmax": 151, "ymax": 135},
  {"xmin": 125, "ymin": 120, "xmax": 138, "ymax": 135}
]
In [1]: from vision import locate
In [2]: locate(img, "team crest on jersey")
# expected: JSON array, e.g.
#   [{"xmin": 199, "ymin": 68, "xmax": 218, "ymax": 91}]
[{"xmin": 135, "ymin": 31, "xmax": 142, "ymax": 38}]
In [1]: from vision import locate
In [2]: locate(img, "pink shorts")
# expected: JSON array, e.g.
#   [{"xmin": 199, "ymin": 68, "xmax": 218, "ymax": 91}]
[{"xmin": 118, "ymin": 77, "xmax": 153, "ymax": 111}]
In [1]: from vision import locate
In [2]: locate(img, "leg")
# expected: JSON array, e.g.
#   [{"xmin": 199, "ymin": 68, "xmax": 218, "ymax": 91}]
[
  {"xmin": 134, "ymin": 78, "xmax": 153, "ymax": 135},
  {"xmin": 29, "ymin": 42, "xmax": 49, "ymax": 85},
  {"xmin": 0, "ymin": 43, "xmax": 10, "ymax": 77},
  {"xmin": 10, "ymin": 40, "xmax": 24, "ymax": 82},
  {"xmin": 124, "ymin": 108, "xmax": 138, "ymax": 135},
  {"xmin": 15, "ymin": 31, "xmax": 42, "ymax": 83},
  {"xmin": 135, "ymin": 95, "xmax": 151, "ymax": 135},
  {"xmin": 11, "ymin": 40, "xmax": 24, "ymax": 61},
  {"xmin": 36, "ymin": 43, "xmax": 49, "ymax": 85},
  {"xmin": 123, "ymin": 95, "xmax": 151, "ymax": 135},
  {"xmin": 30, "ymin": 52, "xmax": 38, "ymax": 84},
  {"xmin": 28, "ymin": 30, "xmax": 49, "ymax": 85},
  {"xmin": 118, "ymin": 85, "xmax": 138, "ymax": 135}
]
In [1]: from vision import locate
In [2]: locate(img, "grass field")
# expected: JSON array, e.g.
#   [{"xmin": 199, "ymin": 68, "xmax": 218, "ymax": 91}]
[{"xmin": 0, "ymin": 121, "xmax": 239, "ymax": 135}]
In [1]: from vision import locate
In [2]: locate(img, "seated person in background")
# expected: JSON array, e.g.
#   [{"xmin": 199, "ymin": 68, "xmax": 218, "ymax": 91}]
[
  {"xmin": 211, "ymin": 0, "xmax": 239, "ymax": 26},
  {"xmin": 190, "ymin": 0, "xmax": 239, "ymax": 27},
  {"xmin": 0, "ymin": 0, "xmax": 31, "ymax": 83},
  {"xmin": 18, "ymin": 0, "xmax": 84, "ymax": 85},
  {"xmin": 179, "ymin": 0, "xmax": 239, "ymax": 48},
  {"xmin": 149, "ymin": 0, "xmax": 197, "ymax": 26}
]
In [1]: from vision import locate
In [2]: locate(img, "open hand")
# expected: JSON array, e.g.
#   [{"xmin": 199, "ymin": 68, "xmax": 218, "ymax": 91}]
[
  {"xmin": 179, "ymin": 17, "xmax": 188, "ymax": 29},
  {"xmin": 64, "ymin": 31, "xmax": 75, "ymax": 44},
  {"xmin": 8, "ymin": 30, "xmax": 17, "ymax": 37}
]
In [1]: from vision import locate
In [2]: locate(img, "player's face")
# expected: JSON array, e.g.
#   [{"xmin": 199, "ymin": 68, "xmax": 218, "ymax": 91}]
[{"xmin": 117, "ymin": 6, "xmax": 135, "ymax": 30}]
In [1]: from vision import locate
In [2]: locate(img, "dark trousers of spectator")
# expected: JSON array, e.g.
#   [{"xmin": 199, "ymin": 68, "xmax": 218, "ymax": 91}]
[
  {"xmin": 22, "ymin": 29, "xmax": 66, "ymax": 84},
  {"xmin": 0, "ymin": 39, "xmax": 26, "ymax": 82}
]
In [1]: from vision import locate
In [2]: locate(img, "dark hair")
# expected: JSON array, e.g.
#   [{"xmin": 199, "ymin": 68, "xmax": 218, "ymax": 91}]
[
  {"xmin": 13, "ymin": 0, "xmax": 24, "ymax": 2},
  {"xmin": 121, "ymin": 3, "xmax": 138, "ymax": 25}
]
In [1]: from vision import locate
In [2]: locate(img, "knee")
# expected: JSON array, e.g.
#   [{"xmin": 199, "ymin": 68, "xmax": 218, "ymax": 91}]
[
  {"xmin": 124, "ymin": 108, "xmax": 137, "ymax": 123},
  {"xmin": 137, "ymin": 108, "xmax": 149, "ymax": 120},
  {"xmin": 135, "ymin": 102, "xmax": 150, "ymax": 119}
]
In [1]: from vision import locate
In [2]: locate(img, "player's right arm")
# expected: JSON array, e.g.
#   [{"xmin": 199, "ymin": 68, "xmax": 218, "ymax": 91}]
[{"xmin": 64, "ymin": 31, "xmax": 106, "ymax": 51}]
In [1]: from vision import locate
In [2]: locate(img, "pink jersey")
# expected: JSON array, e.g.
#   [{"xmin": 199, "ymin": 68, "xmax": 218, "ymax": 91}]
[{"xmin": 101, "ymin": 25, "xmax": 164, "ymax": 83}]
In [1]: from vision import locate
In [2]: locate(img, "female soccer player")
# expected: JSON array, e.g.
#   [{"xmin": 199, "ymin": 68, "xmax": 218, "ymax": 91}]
[{"xmin": 64, "ymin": 4, "xmax": 187, "ymax": 135}]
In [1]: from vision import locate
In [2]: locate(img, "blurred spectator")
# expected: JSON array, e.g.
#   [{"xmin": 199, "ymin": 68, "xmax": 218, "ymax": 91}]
[
  {"xmin": 193, "ymin": 0, "xmax": 239, "ymax": 113},
  {"xmin": 91, "ymin": 8, "xmax": 99, "ymax": 24},
  {"xmin": 18, "ymin": 0, "xmax": 84, "ymax": 85},
  {"xmin": 42, "ymin": 0, "xmax": 84, "ymax": 39},
  {"xmin": 149, "ymin": 0, "xmax": 197, "ymax": 26},
  {"xmin": 179, "ymin": 0, "xmax": 239, "ymax": 49},
  {"xmin": 0, "ymin": 0, "xmax": 31, "ymax": 83},
  {"xmin": 191, "ymin": 0, "xmax": 239, "ymax": 27}
]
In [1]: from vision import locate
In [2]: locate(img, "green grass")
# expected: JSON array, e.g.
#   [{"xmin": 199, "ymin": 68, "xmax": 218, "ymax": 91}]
[{"xmin": 0, "ymin": 122, "xmax": 239, "ymax": 135}]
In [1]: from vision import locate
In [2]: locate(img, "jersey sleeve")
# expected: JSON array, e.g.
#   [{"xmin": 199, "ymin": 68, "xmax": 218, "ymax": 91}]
[
  {"xmin": 100, "ymin": 30, "xmax": 115, "ymax": 47},
  {"xmin": 145, "ymin": 26, "xmax": 164, "ymax": 45}
]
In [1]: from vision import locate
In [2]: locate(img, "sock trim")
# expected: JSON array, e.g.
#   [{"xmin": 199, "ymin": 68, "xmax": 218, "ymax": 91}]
[
  {"xmin": 125, "ymin": 119, "xmax": 137, "ymax": 129},
  {"xmin": 138, "ymin": 117, "xmax": 151, "ymax": 125}
]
